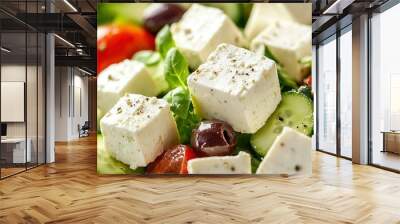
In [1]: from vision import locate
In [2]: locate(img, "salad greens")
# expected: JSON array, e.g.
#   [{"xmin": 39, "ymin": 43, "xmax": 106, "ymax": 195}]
[
  {"xmin": 164, "ymin": 48, "xmax": 190, "ymax": 90},
  {"xmin": 163, "ymin": 65, "xmax": 200, "ymax": 143},
  {"xmin": 152, "ymin": 25, "xmax": 201, "ymax": 144},
  {"xmin": 133, "ymin": 50, "xmax": 161, "ymax": 66},
  {"xmin": 156, "ymin": 25, "xmax": 176, "ymax": 58}
]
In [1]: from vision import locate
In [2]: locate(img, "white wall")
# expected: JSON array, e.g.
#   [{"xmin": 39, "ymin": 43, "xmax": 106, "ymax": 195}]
[{"xmin": 54, "ymin": 67, "xmax": 89, "ymax": 141}]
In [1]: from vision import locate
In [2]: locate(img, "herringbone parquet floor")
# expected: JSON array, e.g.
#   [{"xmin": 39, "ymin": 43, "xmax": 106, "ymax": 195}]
[{"xmin": 1, "ymin": 135, "xmax": 400, "ymax": 224}]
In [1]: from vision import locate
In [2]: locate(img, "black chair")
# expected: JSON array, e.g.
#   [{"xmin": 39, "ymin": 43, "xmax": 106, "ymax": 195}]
[{"xmin": 79, "ymin": 121, "xmax": 90, "ymax": 138}]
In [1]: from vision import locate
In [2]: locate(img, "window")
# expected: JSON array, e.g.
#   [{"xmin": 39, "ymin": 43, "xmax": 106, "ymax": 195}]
[
  {"xmin": 317, "ymin": 35, "xmax": 337, "ymax": 154},
  {"xmin": 370, "ymin": 3, "xmax": 400, "ymax": 171},
  {"xmin": 339, "ymin": 27, "xmax": 352, "ymax": 158}
]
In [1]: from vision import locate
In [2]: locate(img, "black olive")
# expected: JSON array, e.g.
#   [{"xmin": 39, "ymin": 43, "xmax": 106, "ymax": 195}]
[
  {"xmin": 191, "ymin": 120, "xmax": 237, "ymax": 157},
  {"xmin": 143, "ymin": 4, "xmax": 185, "ymax": 34}
]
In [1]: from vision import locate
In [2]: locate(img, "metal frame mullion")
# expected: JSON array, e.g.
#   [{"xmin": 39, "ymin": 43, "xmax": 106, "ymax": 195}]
[
  {"xmin": 336, "ymin": 20, "xmax": 341, "ymax": 157},
  {"xmin": 24, "ymin": 0, "xmax": 28, "ymax": 171},
  {"xmin": 315, "ymin": 44, "xmax": 320, "ymax": 151},
  {"xmin": 367, "ymin": 10, "xmax": 373, "ymax": 166}
]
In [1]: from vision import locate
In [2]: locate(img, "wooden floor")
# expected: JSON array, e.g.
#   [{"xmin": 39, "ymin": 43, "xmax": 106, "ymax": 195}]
[{"xmin": 0, "ymin": 135, "xmax": 400, "ymax": 224}]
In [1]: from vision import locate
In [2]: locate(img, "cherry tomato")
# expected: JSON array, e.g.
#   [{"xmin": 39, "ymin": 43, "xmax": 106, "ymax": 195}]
[
  {"xmin": 147, "ymin": 145, "xmax": 196, "ymax": 174},
  {"xmin": 97, "ymin": 24, "xmax": 155, "ymax": 74},
  {"xmin": 304, "ymin": 75, "xmax": 312, "ymax": 87}
]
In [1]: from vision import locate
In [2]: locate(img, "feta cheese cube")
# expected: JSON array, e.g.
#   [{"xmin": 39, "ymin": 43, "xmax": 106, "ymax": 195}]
[
  {"xmin": 188, "ymin": 44, "xmax": 281, "ymax": 133},
  {"xmin": 251, "ymin": 21, "xmax": 312, "ymax": 82},
  {"xmin": 171, "ymin": 4, "xmax": 246, "ymax": 69},
  {"xmin": 245, "ymin": 3, "xmax": 312, "ymax": 40},
  {"xmin": 256, "ymin": 127, "xmax": 312, "ymax": 175},
  {"xmin": 188, "ymin": 152, "xmax": 251, "ymax": 174},
  {"xmin": 100, "ymin": 94, "xmax": 179, "ymax": 169},
  {"xmin": 97, "ymin": 60, "xmax": 159, "ymax": 118}
]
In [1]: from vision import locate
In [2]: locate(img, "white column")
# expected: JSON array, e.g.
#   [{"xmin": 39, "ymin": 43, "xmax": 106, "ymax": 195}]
[
  {"xmin": 352, "ymin": 14, "xmax": 369, "ymax": 164},
  {"xmin": 46, "ymin": 1, "xmax": 55, "ymax": 163}
]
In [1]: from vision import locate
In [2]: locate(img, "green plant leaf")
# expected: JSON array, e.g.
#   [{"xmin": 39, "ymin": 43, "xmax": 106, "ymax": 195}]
[
  {"xmin": 133, "ymin": 50, "xmax": 161, "ymax": 66},
  {"xmin": 163, "ymin": 87, "xmax": 200, "ymax": 144},
  {"xmin": 164, "ymin": 48, "xmax": 190, "ymax": 89},
  {"xmin": 156, "ymin": 25, "xmax": 175, "ymax": 58}
]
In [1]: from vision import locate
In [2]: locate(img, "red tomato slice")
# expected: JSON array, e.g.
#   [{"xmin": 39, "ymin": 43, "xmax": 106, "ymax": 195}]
[
  {"xmin": 304, "ymin": 75, "xmax": 312, "ymax": 87},
  {"xmin": 147, "ymin": 145, "xmax": 197, "ymax": 174},
  {"xmin": 97, "ymin": 24, "xmax": 155, "ymax": 74}
]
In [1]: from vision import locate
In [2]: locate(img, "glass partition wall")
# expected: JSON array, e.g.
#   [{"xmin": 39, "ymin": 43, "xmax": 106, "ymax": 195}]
[
  {"xmin": 0, "ymin": 2, "xmax": 46, "ymax": 179},
  {"xmin": 316, "ymin": 26, "xmax": 353, "ymax": 159}
]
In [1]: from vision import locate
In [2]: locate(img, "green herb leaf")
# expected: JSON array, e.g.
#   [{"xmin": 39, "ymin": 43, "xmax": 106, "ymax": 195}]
[
  {"xmin": 156, "ymin": 25, "xmax": 175, "ymax": 58},
  {"xmin": 133, "ymin": 50, "xmax": 161, "ymax": 66},
  {"xmin": 163, "ymin": 87, "xmax": 190, "ymax": 119},
  {"xmin": 164, "ymin": 48, "xmax": 190, "ymax": 89},
  {"xmin": 163, "ymin": 87, "xmax": 201, "ymax": 144}
]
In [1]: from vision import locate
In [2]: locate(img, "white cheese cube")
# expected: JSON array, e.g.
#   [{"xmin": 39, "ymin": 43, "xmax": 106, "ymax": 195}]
[
  {"xmin": 171, "ymin": 4, "xmax": 246, "ymax": 69},
  {"xmin": 188, "ymin": 152, "xmax": 251, "ymax": 174},
  {"xmin": 188, "ymin": 44, "xmax": 281, "ymax": 133},
  {"xmin": 97, "ymin": 60, "xmax": 159, "ymax": 119},
  {"xmin": 256, "ymin": 127, "xmax": 312, "ymax": 175},
  {"xmin": 251, "ymin": 21, "xmax": 312, "ymax": 82},
  {"xmin": 244, "ymin": 3, "xmax": 312, "ymax": 40},
  {"xmin": 100, "ymin": 94, "xmax": 179, "ymax": 169}
]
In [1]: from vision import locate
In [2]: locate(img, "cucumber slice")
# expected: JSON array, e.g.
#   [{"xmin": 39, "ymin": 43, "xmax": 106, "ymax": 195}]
[{"xmin": 250, "ymin": 91, "xmax": 313, "ymax": 157}]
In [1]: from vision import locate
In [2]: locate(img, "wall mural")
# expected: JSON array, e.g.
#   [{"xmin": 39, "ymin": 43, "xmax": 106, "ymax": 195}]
[{"xmin": 97, "ymin": 3, "xmax": 314, "ymax": 175}]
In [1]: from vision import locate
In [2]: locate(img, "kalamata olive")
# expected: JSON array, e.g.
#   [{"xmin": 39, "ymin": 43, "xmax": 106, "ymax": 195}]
[
  {"xmin": 143, "ymin": 4, "xmax": 185, "ymax": 34},
  {"xmin": 191, "ymin": 120, "xmax": 237, "ymax": 157}
]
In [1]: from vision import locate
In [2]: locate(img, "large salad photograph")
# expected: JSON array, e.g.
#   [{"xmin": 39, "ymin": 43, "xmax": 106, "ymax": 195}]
[{"xmin": 97, "ymin": 3, "xmax": 313, "ymax": 175}]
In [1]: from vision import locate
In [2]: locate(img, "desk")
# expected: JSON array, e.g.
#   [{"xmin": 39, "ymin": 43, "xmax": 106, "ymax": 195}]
[
  {"xmin": 381, "ymin": 131, "xmax": 400, "ymax": 154},
  {"xmin": 1, "ymin": 138, "xmax": 31, "ymax": 163}
]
